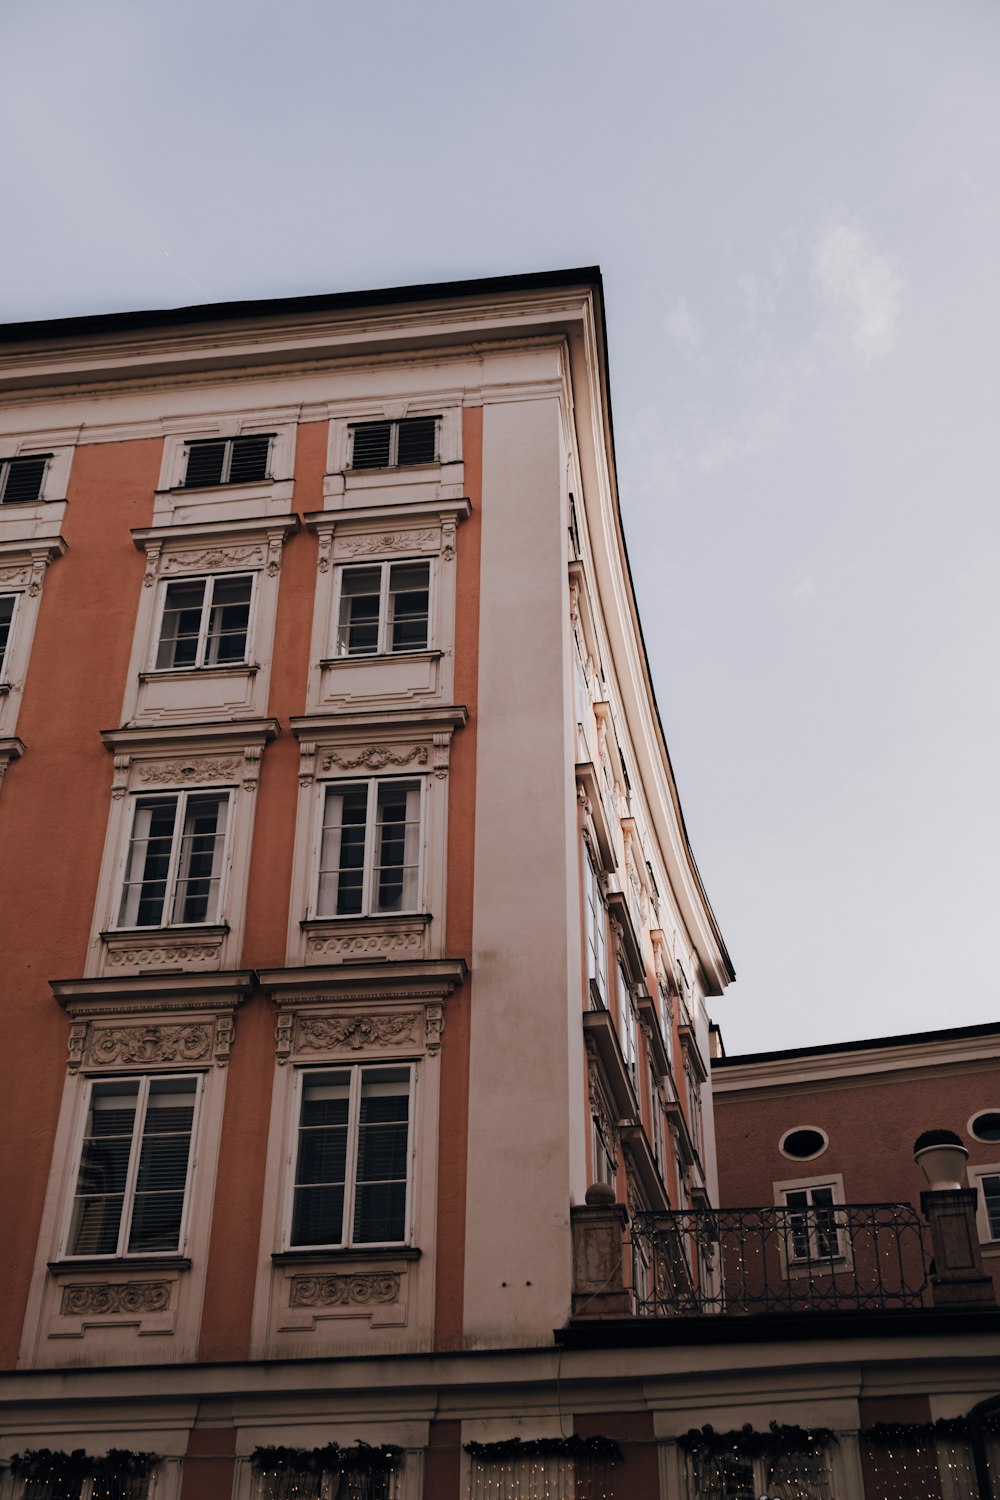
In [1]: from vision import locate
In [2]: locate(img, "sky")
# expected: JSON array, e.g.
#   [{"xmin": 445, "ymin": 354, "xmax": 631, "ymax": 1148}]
[{"xmin": 2, "ymin": 0, "xmax": 998, "ymax": 1053}]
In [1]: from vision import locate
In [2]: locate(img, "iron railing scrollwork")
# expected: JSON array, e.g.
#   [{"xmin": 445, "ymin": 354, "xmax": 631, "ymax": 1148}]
[{"xmin": 630, "ymin": 1204, "xmax": 930, "ymax": 1316}]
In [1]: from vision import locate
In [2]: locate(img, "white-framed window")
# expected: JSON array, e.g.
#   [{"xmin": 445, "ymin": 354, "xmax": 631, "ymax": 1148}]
[
  {"xmin": 63, "ymin": 1073, "xmax": 202, "ymax": 1259},
  {"xmin": 688, "ymin": 1446, "xmax": 833, "ymax": 1499},
  {"xmin": 182, "ymin": 433, "xmax": 273, "ymax": 488},
  {"xmin": 288, "ymin": 1063, "xmax": 413, "ymax": 1249},
  {"xmin": 0, "ymin": 452, "xmax": 51, "ymax": 505},
  {"xmin": 0, "ymin": 591, "xmax": 18, "ymax": 677},
  {"xmin": 116, "ymin": 791, "xmax": 231, "ymax": 928},
  {"xmin": 316, "ymin": 779, "xmax": 422, "ymax": 919},
  {"xmin": 153, "ymin": 572, "xmax": 255, "ymax": 671},
  {"xmin": 584, "ymin": 849, "xmax": 607, "ymax": 1006},
  {"xmin": 970, "ymin": 1166, "xmax": 1000, "ymax": 1241},
  {"xmin": 12, "ymin": 1457, "xmax": 158, "ymax": 1500},
  {"xmin": 347, "ymin": 416, "xmax": 438, "ymax": 471},
  {"xmin": 617, "ymin": 965, "xmax": 638, "ymax": 1088},
  {"xmin": 334, "ymin": 559, "xmax": 431, "ymax": 657},
  {"xmin": 781, "ymin": 1182, "xmax": 844, "ymax": 1262}
]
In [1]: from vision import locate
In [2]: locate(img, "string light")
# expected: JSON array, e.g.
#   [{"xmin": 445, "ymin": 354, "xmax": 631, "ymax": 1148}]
[{"xmin": 464, "ymin": 1437, "xmax": 621, "ymax": 1500}]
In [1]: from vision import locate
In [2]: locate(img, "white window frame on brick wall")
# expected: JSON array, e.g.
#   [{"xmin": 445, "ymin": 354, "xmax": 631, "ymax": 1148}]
[
  {"xmin": 347, "ymin": 415, "xmax": 440, "ymax": 471},
  {"xmin": 151, "ymin": 571, "xmax": 258, "ymax": 673},
  {"xmin": 60, "ymin": 1072, "xmax": 204, "ymax": 1261},
  {"xmin": 0, "ymin": 590, "xmax": 20, "ymax": 680},
  {"xmin": 774, "ymin": 1174, "xmax": 848, "ymax": 1266},
  {"xmin": 181, "ymin": 433, "xmax": 274, "ymax": 489},
  {"xmin": 312, "ymin": 777, "xmax": 425, "ymax": 921},
  {"xmin": 331, "ymin": 557, "xmax": 433, "ymax": 659},
  {"xmin": 584, "ymin": 848, "xmax": 608, "ymax": 1008},
  {"xmin": 969, "ymin": 1164, "xmax": 1000, "ymax": 1243},
  {"xmin": 115, "ymin": 788, "xmax": 233, "ymax": 930},
  {"xmin": 284, "ymin": 1062, "xmax": 415, "ymax": 1251}
]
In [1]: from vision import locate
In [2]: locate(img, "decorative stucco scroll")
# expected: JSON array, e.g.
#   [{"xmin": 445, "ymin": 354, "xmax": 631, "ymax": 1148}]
[
  {"xmin": 296, "ymin": 1012, "xmax": 419, "ymax": 1054},
  {"xmin": 288, "ymin": 1272, "xmax": 400, "ymax": 1308},
  {"xmin": 320, "ymin": 745, "xmax": 428, "ymax": 772},
  {"xmin": 61, "ymin": 1282, "xmax": 172, "ymax": 1315},
  {"xmin": 87, "ymin": 1023, "xmax": 213, "ymax": 1067}
]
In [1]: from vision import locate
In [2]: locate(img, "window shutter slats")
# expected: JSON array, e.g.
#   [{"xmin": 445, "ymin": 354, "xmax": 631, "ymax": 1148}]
[
  {"xmin": 183, "ymin": 440, "xmax": 227, "ymax": 488},
  {"xmin": 350, "ymin": 421, "xmax": 392, "ymax": 470},
  {"xmin": 396, "ymin": 416, "xmax": 437, "ymax": 466},
  {"xmin": 227, "ymin": 434, "xmax": 272, "ymax": 484},
  {"xmin": 1, "ymin": 454, "xmax": 49, "ymax": 504}
]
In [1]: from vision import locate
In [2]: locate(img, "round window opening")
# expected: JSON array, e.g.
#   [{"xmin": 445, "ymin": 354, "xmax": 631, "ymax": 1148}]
[
  {"xmin": 970, "ymin": 1111, "xmax": 1000, "ymax": 1143},
  {"xmin": 780, "ymin": 1127, "xmax": 828, "ymax": 1161}
]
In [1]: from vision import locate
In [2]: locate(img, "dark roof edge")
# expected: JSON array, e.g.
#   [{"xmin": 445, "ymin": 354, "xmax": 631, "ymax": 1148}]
[
  {"xmin": 712, "ymin": 1018, "xmax": 1000, "ymax": 1069},
  {"xmin": 0, "ymin": 267, "xmax": 604, "ymax": 346}
]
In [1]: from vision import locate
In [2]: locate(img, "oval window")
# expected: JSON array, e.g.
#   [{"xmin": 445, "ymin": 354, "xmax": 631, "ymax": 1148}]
[
  {"xmin": 780, "ymin": 1127, "xmax": 828, "ymax": 1161},
  {"xmin": 969, "ymin": 1111, "xmax": 1000, "ymax": 1143}
]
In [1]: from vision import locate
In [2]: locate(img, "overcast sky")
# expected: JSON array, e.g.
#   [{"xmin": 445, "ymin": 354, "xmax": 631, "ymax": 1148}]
[{"xmin": 3, "ymin": 0, "xmax": 998, "ymax": 1052}]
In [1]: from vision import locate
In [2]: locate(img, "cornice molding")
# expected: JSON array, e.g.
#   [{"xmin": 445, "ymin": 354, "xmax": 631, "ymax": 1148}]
[
  {"xmin": 52, "ymin": 970, "xmax": 254, "ymax": 1015},
  {"xmin": 132, "ymin": 514, "xmax": 299, "ymax": 550},
  {"xmin": 259, "ymin": 959, "xmax": 467, "ymax": 1006},
  {"xmin": 290, "ymin": 705, "xmax": 467, "ymax": 739},
  {"xmin": 100, "ymin": 718, "xmax": 280, "ymax": 756},
  {"xmin": 305, "ymin": 497, "xmax": 472, "ymax": 531}
]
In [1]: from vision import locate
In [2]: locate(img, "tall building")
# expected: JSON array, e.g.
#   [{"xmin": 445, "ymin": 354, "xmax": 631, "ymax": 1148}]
[{"xmin": 1, "ymin": 270, "xmax": 997, "ymax": 1500}]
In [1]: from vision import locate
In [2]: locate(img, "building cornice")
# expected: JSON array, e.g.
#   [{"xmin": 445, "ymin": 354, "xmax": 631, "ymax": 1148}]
[{"xmin": 713, "ymin": 1025, "xmax": 1000, "ymax": 1097}]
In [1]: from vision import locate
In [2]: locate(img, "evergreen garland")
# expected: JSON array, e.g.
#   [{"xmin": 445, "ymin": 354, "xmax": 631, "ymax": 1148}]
[
  {"xmin": 677, "ymin": 1423, "xmax": 836, "ymax": 1459},
  {"xmin": 251, "ymin": 1443, "xmax": 402, "ymax": 1476},
  {"xmin": 9, "ymin": 1450, "xmax": 156, "ymax": 1494},
  {"xmin": 463, "ymin": 1435, "xmax": 623, "ymax": 1462},
  {"xmin": 863, "ymin": 1414, "xmax": 1000, "ymax": 1444}
]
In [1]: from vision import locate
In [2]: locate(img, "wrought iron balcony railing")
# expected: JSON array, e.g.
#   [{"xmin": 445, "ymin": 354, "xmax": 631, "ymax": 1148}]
[{"xmin": 629, "ymin": 1204, "xmax": 930, "ymax": 1316}]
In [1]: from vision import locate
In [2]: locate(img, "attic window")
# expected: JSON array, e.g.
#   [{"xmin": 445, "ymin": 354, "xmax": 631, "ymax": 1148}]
[
  {"xmin": 348, "ymin": 416, "xmax": 438, "ymax": 471},
  {"xmin": 183, "ymin": 434, "xmax": 273, "ymax": 488},
  {"xmin": 0, "ymin": 454, "xmax": 50, "ymax": 505}
]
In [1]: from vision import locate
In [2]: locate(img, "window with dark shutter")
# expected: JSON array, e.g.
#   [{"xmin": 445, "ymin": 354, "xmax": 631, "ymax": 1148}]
[
  {"xmin": 0, "ymin": 454, "xmax": 50, "ymax": 504},
  {"xmin": 348, "ymin": 417, "xmax": 438, "ymax": 470},
  {"xmin": 182, "ymin": 435, "xmax": 272, "ymax": 488}
]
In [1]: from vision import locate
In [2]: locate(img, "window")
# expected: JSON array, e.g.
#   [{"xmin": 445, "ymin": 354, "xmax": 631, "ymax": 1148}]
[
  {"xmin": 689, "ymin": 1448, "xmax": 832, "ymax": 1500},
  {"xmin": 0, "ymin": 593, "xmax": 16, "ymax": 676},
  {"xmin": 0, "ymin": 453, "xmax": 50, "ymax": 504},
  {"xmin": 975, "ymin": 1172, "xmax": 1000, "ymax": 1240},
  {"xmin": 290, "ymin": 1065, "xmax": 412, "ymax": 1248},
  {"xmin": 782, "ymin": 1184, "xmax": 843, "ymax": 1261},
  {"xmin": 66, "ymin": 1074, "xmax": 199, "ymax": 1258},
  {"xmin": 584, "ymin": 851, "xmax": 607, "ymax": 1005},
  {"xmin": 12, "ymin": 1453, "xmax": 155, "ymax": 1500},
  {"xmin": 617, "ymin": 966, "xmax": 638, "ymax": 1088},
  {"xmin": 182, "ymin": 433, "xmax": 272, "ymax": 487},
  {"xmin": 348, "ymin": 416, "xmax": 438, "ymax": 470},
  {"xmin": 117, "ymin": 791, "xmax": 230, "ymax": 927},
  {"xmin": 154, "ymin": 573, "xmax": 254, "ymax": 670},
  {"xmin": 335, "ymin": 560, "xmax": 431, "ymax": 657},
  {"xmin": 780, "ymin": 1126, "xmax": 828, "ymax": 1161},
  {"xmin": 970, "ymin": 1111, "xmax": 1000, "ymax": 1143},
  {"xmin": 317, "ymin": 780, "xmax": 422, "ymax": 918}
]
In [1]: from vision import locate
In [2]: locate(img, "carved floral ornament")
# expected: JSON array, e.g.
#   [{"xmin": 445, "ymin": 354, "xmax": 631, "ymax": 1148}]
[
  {"xmin": 300, "ymin": 739, "xmax": 450, "ymax": 784},
  {"xmin": 68, "ymin": 1015, "xmax": 235, "ymax": 1071},
  {"xmin": 289, "ymin": 1272, "xmax": 400, "ymax": 1308},
  {"xmin": 61, "ymin": 1281, "xmax": 171, "ymax": 1316},
  {"xmin": 111, "ymin": 747, "xmax": 264, "ymax": 798},
  {"xmin": 275, "ymin": 1004, "xmax": 443, "ymax": 1064}
]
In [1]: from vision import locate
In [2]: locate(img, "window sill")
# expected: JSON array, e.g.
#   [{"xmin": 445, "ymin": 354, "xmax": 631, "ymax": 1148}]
[
  {"xmin": 138, "ymin": 664, "xmax": 258, "ymax": 682},
  {"xmin": 272, "ymin": 1247, "xmax": 420, "ymax": 1265},
  {"xmin": 0, "ymin": 682, "xmax": 10, "ymax": 696},
  {"xmin": 343, "ymin": 463, "xmax": 439, "ymax": 478},
  {"xmin": 101, "ymin": 923, "xmax": 229, "ymax": 941},
  {"xmin": 164, "ymin": 480, "xmax": 278, "ymax": 496},
  {"xmin": 319, "ymin": 650, "xmax": 442, "ymax": 669},
  {"xmin": 0, "ymin": 496, "xmax": 66, "ymax": 509},
  {"xmin": 48, "ymin": 1255, "xmax": 192, "ymax": 1274}
]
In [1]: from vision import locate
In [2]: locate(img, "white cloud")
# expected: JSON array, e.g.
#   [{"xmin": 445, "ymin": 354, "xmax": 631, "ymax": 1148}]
[
  {"xmin": 812, "ymin": 224, "xmax": 902, "ymax": 360},
  {"xmin": 664, "ymin": 297, "xmax": 705, "ymax": 354}
]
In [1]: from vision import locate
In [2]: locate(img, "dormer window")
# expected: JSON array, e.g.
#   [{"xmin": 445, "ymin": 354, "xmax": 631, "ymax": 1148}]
[
  {"xmin": 348, "ymin": 416, "xmax": 438, "ymax": 471},
  {"xmin": 0, "ymin": 454, "xmax": 50, "ymax": 504},
  {"xmin": 182, "ymin": 434, "xmax": 273, "ymax": 489}
]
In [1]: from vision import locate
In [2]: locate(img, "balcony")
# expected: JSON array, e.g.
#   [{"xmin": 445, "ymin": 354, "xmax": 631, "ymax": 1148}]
[{"xmin": 629, "ymin": 1204, "xmax": 930, "ymax": 1315}]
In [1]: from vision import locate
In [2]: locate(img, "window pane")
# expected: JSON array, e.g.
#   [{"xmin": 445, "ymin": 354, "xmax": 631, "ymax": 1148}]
[
  {"xmin": 982, "ymin": 1176, "xmax": 1000, "ymax": 1239},
  {"xmin": 155, "ymin": 579, "xmax": 207, "ymax": 670},
  {"xmin": 354, "ymin": 1070, "xmax": 410, "ymax": 1243},
  {"xmin": 396, "ymin": 416, "xmax": 437, "ymax": 466},
  {"xmin": 292, "ymin": 1073, "xmax": 350, "ymax": 1246},
  {"xmin": 337, "ymin": 567, "xmax": 381, "ymax": 656},
  {"xmin": 318, "ymin": 785, "xmax": 368, "ymax": 916},
  {"xmin": 128, "ymin": 1080, "xmax": 196, "ymax": 1254},
  {"xmin": 68, "ymin": 1082, "xmax": 139, "ymax": 1256},
  {"xmin": 1, "ymin": 454, "xmax": 48, "ymax": 504},
  {"xmin": 172, "ymin": 794, "xmax": 228, "ymax": 924},
  {"xmin": 227, "ymin": 433, "xmax": 271, "ymax": 484},
  {"xmin": 0, "ymin": 594, "xmax": 14, "ymax": 672},
  {"xmin": 205, "ymin": 574, "xmax": 253, "ymax": 665},
  {"xmin": 118, "ymin": 799, "xmax": 178, "ymax": 927},
  {"xmin": 373, "ymin": 783, "xmax": 420, "ymax": 913},
  {"xmin": 349, "ymin": 421, "xmax": 392, "ymax": 469},
  {"xmin": 184, "ymin": 440, "xmax": 227, "ymax": 488},
  {"xmin": 388, "ymin": 561, "xmax": 430, "ymax": 652}
]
